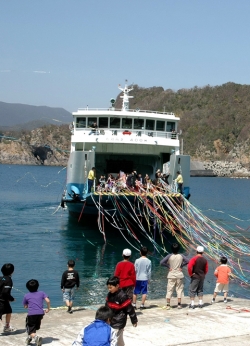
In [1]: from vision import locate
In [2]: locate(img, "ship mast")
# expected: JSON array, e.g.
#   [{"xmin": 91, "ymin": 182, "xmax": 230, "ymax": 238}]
[{"xmin": 118, "ymin": 80, "xmax": 134, "ymax": 111}]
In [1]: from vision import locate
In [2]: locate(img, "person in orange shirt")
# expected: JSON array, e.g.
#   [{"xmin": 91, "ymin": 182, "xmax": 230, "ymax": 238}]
[{"xmin": 211, "ymin": 256, "xmax": 232, "ymax": 304}]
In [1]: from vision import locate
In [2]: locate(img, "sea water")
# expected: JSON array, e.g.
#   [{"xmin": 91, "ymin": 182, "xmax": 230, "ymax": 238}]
[{"xmin": 0, "ymin": 164, "xmax": 249, "ymax": 312}]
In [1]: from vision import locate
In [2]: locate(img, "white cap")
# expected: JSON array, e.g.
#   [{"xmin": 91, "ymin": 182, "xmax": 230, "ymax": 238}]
[
  {"xmin": 123, "ymin": 248, "xmax": 131, "ymax": 256},
  {"xmin": 197, "ymin": 246, "xmax": 204, "ymax": 253}
]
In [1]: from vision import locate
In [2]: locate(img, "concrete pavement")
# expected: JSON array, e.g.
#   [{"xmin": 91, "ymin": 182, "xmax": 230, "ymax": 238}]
[{"xmin": 1, "ymin": 295, "xmax": 250, "ymax": 345}]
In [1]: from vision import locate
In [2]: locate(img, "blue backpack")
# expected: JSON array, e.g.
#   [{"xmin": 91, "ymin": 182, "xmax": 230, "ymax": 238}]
[{"xmin": 83, "ymin": 320, "xmax": 111, "ymax": 346}]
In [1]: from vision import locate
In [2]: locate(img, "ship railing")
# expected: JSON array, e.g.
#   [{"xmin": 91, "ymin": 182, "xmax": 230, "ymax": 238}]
[
  {"xmin": 77, "ymin": 107, "xmax": 175, "ymax": 116},
  {"xmin": 80, "ymin": 128, "xmax": 178, "ymax": 140}
]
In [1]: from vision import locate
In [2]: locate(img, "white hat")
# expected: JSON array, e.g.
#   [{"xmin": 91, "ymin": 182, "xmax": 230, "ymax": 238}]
[
  {"xmin": 197, "ymin": 246, "xmax": 204, "ymax": 253},
  {"xmin": 123, "ymin": 248, "xmax": 131, "ymax": 256}
]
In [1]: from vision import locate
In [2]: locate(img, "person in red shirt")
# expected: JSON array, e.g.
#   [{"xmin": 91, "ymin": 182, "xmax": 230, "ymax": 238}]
[
  {"xmin": 114, "ymin": 249, "xmax": 136, "ymax": 300},
  {"xmin": 211, "ymin": 256, "xmax": 232, "ymax": 304},
  {"xmin": 188, "ymin": 246, "xmax": 208, "ymax": 309}
]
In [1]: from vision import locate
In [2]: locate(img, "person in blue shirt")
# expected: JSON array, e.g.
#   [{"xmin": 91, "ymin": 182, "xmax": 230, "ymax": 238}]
[{"xmin": 72, "ymin": 306, "xmax": 117, "ymax": 346}]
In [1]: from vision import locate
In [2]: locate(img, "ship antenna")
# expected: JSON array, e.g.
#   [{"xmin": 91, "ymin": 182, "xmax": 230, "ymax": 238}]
[{"xmin": 118, "ymin": 79, "xmax": 134, "ymax": 111}]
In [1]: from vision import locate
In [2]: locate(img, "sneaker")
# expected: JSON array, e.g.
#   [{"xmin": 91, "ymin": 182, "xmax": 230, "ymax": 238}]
[
  {"xmin": 26, "ymin": 336, "xmax": 32, "ymax": 345},
  {"xmin": 211, "ymin": 299, "xmax": 215, "ymax": 304},
  {"xmin": 189, "ymin": 304, "xmax": 195, "ymax": 309},
  {"xmin": 140, "ymin": 305, "xmax": 146, "ymax": 310},
  {"xmin": 177, "ymin": 305, "xmax": 182, "ymax": 309},
  {"xmin": 67, "ymin": 307, "xmax": 73, "ymax": 314},
  {"xmin": 224, "ymin": 298, "xmax": 227, "ymax": 303},
  {"xmin": 35, "ymin": 335, "xmax": 43, "ymax": 346},
  {"xmin": 3, "ymin": 325, "xmax": 16, "ymax": 332},
  {"xmin": 198, "ymin": 304, "xmax": 203, "ymax": 308},
  {"xmin": 132, "ymin": 304, "xmax": 137, "ymax": 309}
]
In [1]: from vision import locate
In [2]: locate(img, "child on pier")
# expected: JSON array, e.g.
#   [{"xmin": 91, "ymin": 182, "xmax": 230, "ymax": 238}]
[
  {"xmin": 23, "ymin": 279, "xmax": 50, "ymax": 346},
  {"xmin": 211, "ymin": 256, "xmax": 232, "ymax": 303},
  {"xmin": 72, "ymin": 306, "xmax": 117, "ymax": 346},
  {"xmin": 0, "ymin": 263, "xmax": 15, "ymax": 333},
  {"xmin": 106, "ymin": 276, "xmax": 137, "ymax": 346},
  {"xmin": 133, "ymin": 246, "xmax": 152, "ymax": 310},
  {"xmin": 61, "ymin": 259, "xmax": 80, "ymax": 314},
  {"xmin": 114, "ymin": 248, "xmax": 136, "ymax": 300}
]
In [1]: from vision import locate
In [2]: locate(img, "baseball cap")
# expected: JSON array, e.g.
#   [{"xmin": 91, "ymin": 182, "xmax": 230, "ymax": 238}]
[
  {"xmin": 123, "ymin": 248, "xmax": 131, "ymax": 256},
  {"xmin": 196, "ymin": 246, "xmax": 204, "ymax": 253}
]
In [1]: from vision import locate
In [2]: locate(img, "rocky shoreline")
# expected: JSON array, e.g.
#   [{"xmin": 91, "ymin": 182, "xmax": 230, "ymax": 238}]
[
  {"xmin": 203, "ymin": 160, "xmax": 250, "ymax": 177},
  {"xmin": 1, "ymin": 141, "xmax": 250, "ymax": 177}
]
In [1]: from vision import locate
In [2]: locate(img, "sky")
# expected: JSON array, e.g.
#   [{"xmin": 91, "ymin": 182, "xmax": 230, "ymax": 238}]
[{"xmin": 1, "ymin": 1, "xmax": 250, "ymax": 112}]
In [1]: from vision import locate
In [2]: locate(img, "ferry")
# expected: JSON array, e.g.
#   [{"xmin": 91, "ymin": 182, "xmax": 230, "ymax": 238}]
[{"xmin": 61, "ymin": 82, "xmax": 190, "ymax": 220}]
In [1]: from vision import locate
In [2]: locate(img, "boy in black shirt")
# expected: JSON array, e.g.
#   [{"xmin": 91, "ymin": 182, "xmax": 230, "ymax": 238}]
[
  {"xmin": 61, "ymin": 260, "xmax": 80, "ymax": 314},
  {"xmin": 106, "ymin": 276, "xmax": 137, "ymax": 346},
  {"xmin": 0, "ymin": 263, "xmax": 15, "ymax": 332}
]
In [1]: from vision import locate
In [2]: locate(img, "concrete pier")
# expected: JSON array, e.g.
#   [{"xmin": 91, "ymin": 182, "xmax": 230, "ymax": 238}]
[{"xmin": 1, "ymin": 295, "xmax": 250, "ymax": 345}]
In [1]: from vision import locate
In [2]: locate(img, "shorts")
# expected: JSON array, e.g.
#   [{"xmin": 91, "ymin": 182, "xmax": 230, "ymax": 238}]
[
  {"xmin": 189, "ymin": 277, "xmax": 204, "ymax": 297},
  {"xmin": 26, "ymin": 314, "xmax": 43, "ymax": 335},
  {"xmin": 63, "ymin": 287, "xmax": 75, "ymax": 302},
  {"xmin": 166, "ymin": 278, "xmax": 184, "ymax": 299},
  {"xmin": 214, "ymin": 283, "xmax": 229, "ymax": 293},
  {"xmin": 0, "ymin": 300, "xmax": 12, "ymax": 319},
  {"xmin": 134, "ymin": 280, "xmax": 148, "ymax": 295}
]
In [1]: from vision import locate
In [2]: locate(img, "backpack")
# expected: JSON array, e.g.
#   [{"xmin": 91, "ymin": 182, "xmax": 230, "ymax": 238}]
[{"xmin": 83, "ymin": 320, "xmax": 111, "ymax": 346}]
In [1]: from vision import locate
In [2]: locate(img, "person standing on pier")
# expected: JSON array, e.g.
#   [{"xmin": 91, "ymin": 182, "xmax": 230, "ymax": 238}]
[
  {"xmin": 132, "ymin": 246, "xmax": 152, "ymax": 310},
  {"xmin": 61, "ymin": 260, "xmax": 80, "ymax": 314},
  {"xmin": 211, "ymin": 256, "xmax": 232, "ymax": 304},
  {"xmin": 106, "ymin": 276, "xmax": 137, "ymax": 346},
  {"xmin": 160, "ymin": 243, "xmax": 189, "ymax": 309},
  {"xmin": 114, "ymin": 249, "xmax": 136, "ymax": 300},
  {"xmin": 188, "ymin": 246, "xmax": 208, "ymax": 309},
  {"xmin": 0, "ymin": 263, "xmax": 15, "ymax": 333}
]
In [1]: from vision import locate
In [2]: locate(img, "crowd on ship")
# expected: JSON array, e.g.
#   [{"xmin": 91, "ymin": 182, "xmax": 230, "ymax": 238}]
[{"xmin": 88, "ymin": 167, "xmax": 173, "ymax": 194}]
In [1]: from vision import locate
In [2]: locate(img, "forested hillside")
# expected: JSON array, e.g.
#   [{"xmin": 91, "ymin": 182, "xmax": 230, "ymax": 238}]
[{"xmin": 124, "ymin": 83, "xmax": 250, "ymax": 165}]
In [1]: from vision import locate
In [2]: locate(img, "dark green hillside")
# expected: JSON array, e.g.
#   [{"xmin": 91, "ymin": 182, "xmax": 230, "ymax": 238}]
[{"xmin": 118, "ymin": 83, "xmax": 250, "ymax": 159}]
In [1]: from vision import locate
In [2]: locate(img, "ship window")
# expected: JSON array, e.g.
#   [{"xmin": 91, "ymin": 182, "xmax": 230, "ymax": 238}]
[
  {"xmin": 99, "ymin": 117, "xmax": 109, "ymax": 128},
  {"xmin": 146, "ymin": 119, "xmax": 155, "ymax": 130},
  {"xmin": 134, "ymin": 119, "xmax": 144, "ymax": 129},
  {"xmin": 122, "ymin": 118, "xmax": 132, "ymax": 129},
  {"xmin": 156, "ymin": 120, "xmax": 165, "ymax": 131},
  {"xmin": 76, "ymin": 117, "xmax": 86, "ymax": 128},
  {"xmin": 75, "ymin": 142, "xmax": 83, "ymax": 151},
  {"xmin": 166, "ymin": 121, "xmax": 175, "ymax": 131},
  {"xmin": 88, "ymin": 117, "xmax": 97, "ymax": 128},
  {"xmin": 110, "ymin": 117, "xmax": 120, "ymax": 128}
]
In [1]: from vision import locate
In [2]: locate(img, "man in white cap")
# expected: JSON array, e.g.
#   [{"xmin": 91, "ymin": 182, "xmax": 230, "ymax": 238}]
[
  {"xmin": 187, "ymin": 246, "xmax": 208, "ymax": 309},
  {"xmin": 114, "ymin": 249, "xmax": 136, "ymax": 300}
]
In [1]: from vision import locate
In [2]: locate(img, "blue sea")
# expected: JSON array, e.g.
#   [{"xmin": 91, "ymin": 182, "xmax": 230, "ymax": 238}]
[{"xmin": 0, "ymin": 164, "xmax": 249, "ymax": 313}]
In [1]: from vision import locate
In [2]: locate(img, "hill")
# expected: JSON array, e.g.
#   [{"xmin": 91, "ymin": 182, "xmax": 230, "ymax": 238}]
[
  {"xmin": 124, "ymin": 82, "xmax": 250, "ymax": 167},
  {"xmin": 0, "ymin": 101, "xmax": 71, "ymax": 130}
]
